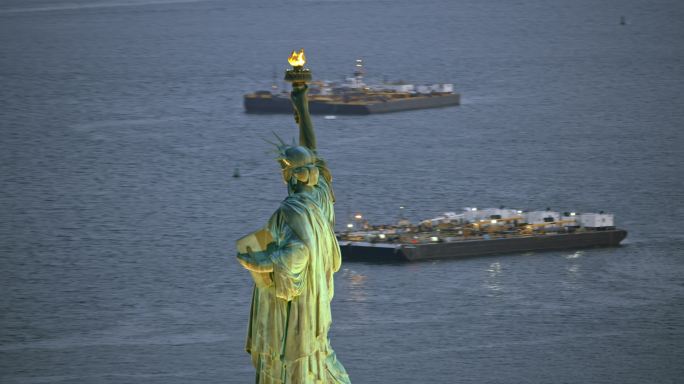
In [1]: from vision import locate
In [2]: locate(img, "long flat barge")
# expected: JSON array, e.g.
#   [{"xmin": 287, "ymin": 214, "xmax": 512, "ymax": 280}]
[
  {"xmin": 337, "ymin": 207, "xmax": 627, "ymax": 262},
  {"xmin": 245, "ymin": 58, "xmax": 460, "ymax": 115},
  {"xmin": 340, "ymin": 229, "xmax": 627, "ymax": 262}
]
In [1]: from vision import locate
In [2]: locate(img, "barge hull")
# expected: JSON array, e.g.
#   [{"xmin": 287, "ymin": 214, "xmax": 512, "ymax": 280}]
[
  {"xmin": 340, "ymin": 229, "xmax": 627, "ymax": 262},
  {"xmin": 367, "ymin": 94, "xmax": 460, "ymax": 113},
  {"xmin": 244, "ymin": 94, "xmax": 460, "ymax": 115}
]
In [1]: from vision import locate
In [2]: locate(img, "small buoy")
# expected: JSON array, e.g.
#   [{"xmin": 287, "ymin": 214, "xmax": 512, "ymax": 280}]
[{"xmin": 233, "ymin": 167, "xmax": 240, "ymax": 178}]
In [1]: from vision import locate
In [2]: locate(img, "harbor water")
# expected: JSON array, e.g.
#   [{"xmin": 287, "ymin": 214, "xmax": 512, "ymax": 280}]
[{"xmin": 1, "ymin": 0, "xmax": 683, "ymax": 383}]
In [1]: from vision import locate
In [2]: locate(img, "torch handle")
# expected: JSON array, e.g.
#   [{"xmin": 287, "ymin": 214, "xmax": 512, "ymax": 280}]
[{"xmin": 290, "ymin": 84, "xmax": 316, "ymax": 151}]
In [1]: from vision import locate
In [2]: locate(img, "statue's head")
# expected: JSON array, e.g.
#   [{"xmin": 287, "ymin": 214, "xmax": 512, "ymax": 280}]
[{"xmin": 277, "ymin": 145, "xmax": 320, "ymax": 188}]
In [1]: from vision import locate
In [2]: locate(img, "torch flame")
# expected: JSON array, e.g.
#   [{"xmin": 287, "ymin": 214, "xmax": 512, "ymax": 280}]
[{"xmin": 287, "ymin": 49, "xmax": 306, "ymax": 67}]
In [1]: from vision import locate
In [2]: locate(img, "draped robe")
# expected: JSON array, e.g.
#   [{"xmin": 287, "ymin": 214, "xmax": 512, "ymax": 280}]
[{"xmin": 245, "ymin": 169, "xmax": 350, "ymax": 384}]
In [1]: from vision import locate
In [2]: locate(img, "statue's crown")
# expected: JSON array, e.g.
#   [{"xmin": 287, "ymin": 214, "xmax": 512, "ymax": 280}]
[{"xmin": 270, "ymin": 132, "xmax": 316, "ymax": 170}]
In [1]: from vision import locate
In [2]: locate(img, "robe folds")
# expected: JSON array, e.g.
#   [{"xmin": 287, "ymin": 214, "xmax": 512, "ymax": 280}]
[{"xmin": 245, "ymin": 172, "xmax": 350, "ymax": 384}]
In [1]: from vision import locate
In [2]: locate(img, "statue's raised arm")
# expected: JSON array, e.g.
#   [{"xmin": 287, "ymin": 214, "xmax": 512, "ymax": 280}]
[
  {"xmin": 290, "ymin": 83, "xmax": 316, "ymax": 151},
  {"xmin": 287, "ymin": 62, "xmax": 333, "ymax": 190}
]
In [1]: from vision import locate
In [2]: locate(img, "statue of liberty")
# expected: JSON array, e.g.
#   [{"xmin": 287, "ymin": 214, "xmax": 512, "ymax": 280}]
[{"xmin": 236, "ymin": 51, "xmax": 351, "ymax": 384}]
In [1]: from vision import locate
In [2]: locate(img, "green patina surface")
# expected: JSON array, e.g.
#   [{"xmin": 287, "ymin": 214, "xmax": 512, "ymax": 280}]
[{"xmin": 237, "ymin": 75, "xmax": 351, "ymax": 384}]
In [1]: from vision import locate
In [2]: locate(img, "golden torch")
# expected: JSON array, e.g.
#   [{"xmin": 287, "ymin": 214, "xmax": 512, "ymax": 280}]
[{"xmin": 284, "ymin": 49, "xmax": 312, "ymax": 85}]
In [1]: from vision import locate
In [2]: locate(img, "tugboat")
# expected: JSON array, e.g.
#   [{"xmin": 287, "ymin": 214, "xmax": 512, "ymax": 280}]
[
  {"xmin": 244, "ymin": 59, "xmax": 460, "ymax": 115},
  {"xmin": 337, "ymin": 207, "xmax": 627, "ymax": 262}
]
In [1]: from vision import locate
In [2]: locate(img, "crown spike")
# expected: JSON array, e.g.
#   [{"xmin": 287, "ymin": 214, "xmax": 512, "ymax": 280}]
[{"xmin": 272, "ymin": 131, "xmax": 287, "ymax": 146}]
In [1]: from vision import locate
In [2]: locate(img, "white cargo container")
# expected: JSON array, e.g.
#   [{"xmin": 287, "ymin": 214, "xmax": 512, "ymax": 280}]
[
  {"xmin": 421, "ymin": 211, "xmax": 465, "ymax": 226},
  {"xmin": 462, "ymin": 208, "xmax": 481, "ymax": 222},
  {"xmin": 479, "ymin": 208, "xmax": 501, "ymax": 220},
  {"xmin": 382, "ymin": 84, "xmax": 415, "ymax": 93},
  {"xmin": 462, "ymin": 208, "xmax": 495, "ymax": 221},
  {"xmin": 524, "ymin": 211, "xmax": 560, "ymax": 224},
  {"xmin": 461, "ymin": 207, "xmax": 523, "ymax": 222},
  {"xmin": 497, "ymin": 209, "xmax": 523, "ymax": 219},
  {"xmin": 578, "ymin": 213, "xmax": 614, "ymax": 228},
  {"xmin": 437, "ymin": 84, "xmax": 454, "ymax": 93},
  {"xmin": 560, "ymin": 212, "xmax": 579, "ymax": 226},
  {"xmin": 443, "ymin": 212, "xmax": 464, "ymax": 222},
  {"xmin": 416, "ymin": 85, "xmax": 431, "ymax": 94}
]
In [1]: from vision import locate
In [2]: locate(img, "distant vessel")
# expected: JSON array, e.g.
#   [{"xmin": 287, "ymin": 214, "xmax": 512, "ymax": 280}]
[
  {"xmin": 337, "ymin": 207, "xmax": 627, "ymax": 262},
  {"xmin": 244, "ymin": 59, "xmax": 460, "ymax": 115}
]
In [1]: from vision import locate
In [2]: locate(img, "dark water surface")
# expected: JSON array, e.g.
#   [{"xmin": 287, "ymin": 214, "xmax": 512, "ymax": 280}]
[{"xmin": 1, "ymin": 0, "xmax": 683, "ymax": 383}]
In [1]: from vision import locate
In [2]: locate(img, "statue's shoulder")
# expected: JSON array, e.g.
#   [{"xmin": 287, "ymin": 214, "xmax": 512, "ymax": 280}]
[
  {"xmin": 268, "ymin": 197, "xmax": 302, "ymax": 231},
  {"xmin": 280, "ymin": 195, "xmax": 307, "ymax": 214}
]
